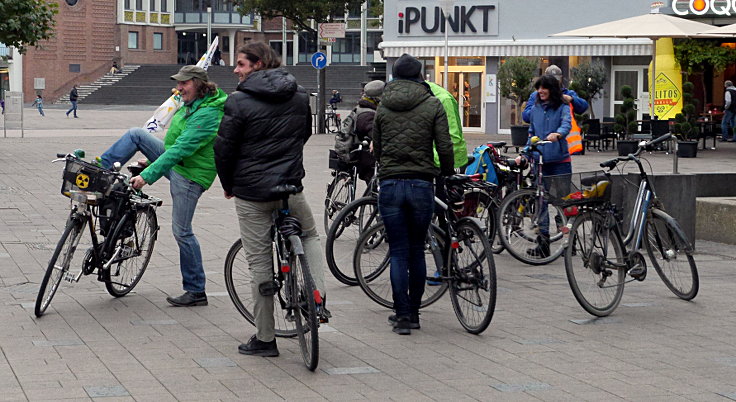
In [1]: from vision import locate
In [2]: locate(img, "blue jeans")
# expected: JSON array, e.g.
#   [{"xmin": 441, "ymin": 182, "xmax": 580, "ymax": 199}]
[
  {"xmin": 722, "ymin": 110, "xmax": 735, "ymax": 140},
  {"xmin": 37, "ymin": 106, "xmax": 44, "ymax": 116},
  {"xmin": 540, "ymin": 162, "xmax": 572, "ymax": 236},
  {"xmin": 66, "ymin": 101, "xmax": 78, "ymax": 117},
  {"xmin": 101, "ymin": 127, "xmax": 206, "ymax": 293},
  {"xmin": 378, "ymin": 179, "xmax": 435, "ymax": 317}
]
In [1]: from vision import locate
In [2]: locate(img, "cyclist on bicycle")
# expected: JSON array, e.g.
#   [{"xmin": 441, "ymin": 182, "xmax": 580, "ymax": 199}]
[
  {"xmin": 372, "ymin": 53, "xmax": 455, "ymax": 335},
  {"xmin": 215, "ymin": 42, "xmax": 329, "ymax": 357},
  {"xmin": 334, "ymin": 79, "xmax": 384, "ymax": 182},
  {"xmin": 329, "ymin": 89, "xmax": 342, "ymax": 109},
  {"xmin": 517, "ymin": 74, "xmax": 572, "ymax": 257},
  {"xmin": 97, "ymin": 65, "xmax": 227, "ymax": 307}
]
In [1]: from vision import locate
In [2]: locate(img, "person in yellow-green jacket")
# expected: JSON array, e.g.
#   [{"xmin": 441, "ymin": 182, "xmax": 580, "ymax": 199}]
[
  {"xmin": 98, "ymin": 65, "xmax": 227, "ymax": 307},
  {"xmin": 427, "ymin": 81, "xmax": 468, "ymax": 170}
]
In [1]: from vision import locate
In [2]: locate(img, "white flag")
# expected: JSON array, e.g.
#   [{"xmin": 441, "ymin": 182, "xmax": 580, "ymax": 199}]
[{"xmin": 144, "ymin": 37, "xmax": 220, "ymax": 133}]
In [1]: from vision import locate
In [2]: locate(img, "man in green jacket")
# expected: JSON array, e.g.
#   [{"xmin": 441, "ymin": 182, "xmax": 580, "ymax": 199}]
[
  {"xmin": 98, "ymin": 65, "xmax": 227, "ymax": 307},
  {"xmin": 427, "ymin": 81, "xmax": 468, "ymax": 170}
]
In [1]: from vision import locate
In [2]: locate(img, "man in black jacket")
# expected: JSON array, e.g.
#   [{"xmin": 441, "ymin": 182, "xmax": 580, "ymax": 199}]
[
  {"xmin": 215, "ymin": 42, "xmax": 328, "ymax": 358},
  {"xmin": 66, "ymin": 84, "xmax": 79, "ymax": 118}
]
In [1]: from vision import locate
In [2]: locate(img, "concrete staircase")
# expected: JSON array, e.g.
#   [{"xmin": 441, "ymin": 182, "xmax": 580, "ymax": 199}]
[
  {"xmin": 78, "ymin": 64, "xmax": 384, "ymax": 106},
  {"xmin": 56, "ymin": 65, "xmax": 141, "ymax": 104}
]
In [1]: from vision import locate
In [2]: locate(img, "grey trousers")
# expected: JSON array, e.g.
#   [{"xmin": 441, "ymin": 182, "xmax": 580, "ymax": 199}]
[{"xmin": 234, "ymin": 192, "xmax": 326, "ymax": 342}]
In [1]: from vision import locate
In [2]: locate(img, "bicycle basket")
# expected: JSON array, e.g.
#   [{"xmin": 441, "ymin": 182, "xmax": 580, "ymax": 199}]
[
  {"xmin": 60, "ymin": 157, "xmax": 117, "ymax": 199},
  {"xmin": 545, "ymin": 171, "xmax": 611, "ymax": 207}
]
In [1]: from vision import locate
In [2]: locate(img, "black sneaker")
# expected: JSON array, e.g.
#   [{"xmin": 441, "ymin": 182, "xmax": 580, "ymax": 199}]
[
  {"xmin": 238, "ymin": 335, "xmax": 279, "ymax": 357},
  {"xmin": 166, "ymin": 291, "xmax": 208, "ymax": 307},
  {"xmin": 526, "ymin": 236, "xmax": 550, "ymax": 258},
  {"xmin": 317, "ymin": 295, "xmax": 332, "ymax": 324},
  {"xmin": 388, "ymin": 314, "xmax": 420, "ymax": 329},
  {"xmin": 392, "ymin": 316, "xmax": 412, "ymax": 335}
]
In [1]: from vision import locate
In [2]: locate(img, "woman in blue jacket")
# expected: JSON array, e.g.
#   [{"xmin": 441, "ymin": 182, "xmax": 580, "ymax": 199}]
[{"xmin": 521, "ymin": 74, "xmax": 571, "ymax": 257}]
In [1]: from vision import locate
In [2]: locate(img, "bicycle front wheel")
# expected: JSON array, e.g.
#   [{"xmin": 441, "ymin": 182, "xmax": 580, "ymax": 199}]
[
  {"xmin": 645, "ymin": 209, "xmax": 699, "ymax": 300},
  {"xmin": 497, "ymin": 189, "xmax": 566, "ymax": 265},
  {"xmin": 324, "ymin": 172, "xmax": 354, "ymax": 233},
  {"xmin": 289, "ymin": 237, "xmax": 319, "ymax": 371},
  {"xmin": 354, "ymin": 223, "xmax": 448, "ymax": 309},
  {"xmin": 105, "ymin": 206, "xmax": 158, "ymax": 297},
  {"xmin": 223, "ymin": 239, "xmax": 297, "ymax": 337},
  {"xmin": 325, "ymin": 196, "xmax": 379, "ymax": 286},
  {"xmin": 565, "ymin": 211, "xmax": 626, "ymax": 317},
  {"xmin": 35, "ymin": 216, "xmax": 87, "ymax": 317},
  {"xmin": 449, "ymin": 218, "xmax": 497, "ymax": 334}
]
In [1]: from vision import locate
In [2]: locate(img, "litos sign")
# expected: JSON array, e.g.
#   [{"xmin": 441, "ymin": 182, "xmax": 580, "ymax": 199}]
[
  {"xmin": 672, "ymin": 0, "xmax": 736, "ymax": 16},
  {"xmin": 397, "ymin": 2, "xmax": 498, "ymax": 36}
]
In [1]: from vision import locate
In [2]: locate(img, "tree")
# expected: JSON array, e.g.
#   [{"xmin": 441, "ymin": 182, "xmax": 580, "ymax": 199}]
[
  {"xmin": 674, "ymin": 38, "xmax": 736, "ymax": 112},
  {"xmin": 673, "ymin": 81, "xmax": 698, "ymax": 141},
  {"xmin": 497, "ymin": 57, "xmax": 536, "ymax": 126},
  {"xmin": 614, "ymin": 85, "xmax": 638, "ymax": 136},
  {"xmin": 0, "ymin": 0, "xmax": 57, "ymax": 55},
  {"xmin": 569, "ymin": 60, "xmax": 607, "ymax": 118},
  {"xmin": 231, "ymin": 0, "xmax": 366, "ymax": 33}
]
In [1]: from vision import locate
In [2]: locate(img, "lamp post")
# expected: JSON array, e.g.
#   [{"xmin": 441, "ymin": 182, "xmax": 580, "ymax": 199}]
[
  {"xmin": 206, "ymin": 7, "xmax": 212, "ymax": 48},
  {"xmin": 440, "ymin": 0, "xmax": 453, "ymax": 90}
]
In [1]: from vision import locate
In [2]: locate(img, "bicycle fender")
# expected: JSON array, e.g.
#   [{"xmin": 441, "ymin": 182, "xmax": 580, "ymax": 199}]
[
  {"xmin": 457, "ymin": 216, "xmax": 486, "ymax": 232},
  {"xmin": 288, "ymin": 235, "xmax": 305, "ymax": 255},
  {"xmin": 650, "ymin": 208, "xmax": 694, "ymax": 254}
]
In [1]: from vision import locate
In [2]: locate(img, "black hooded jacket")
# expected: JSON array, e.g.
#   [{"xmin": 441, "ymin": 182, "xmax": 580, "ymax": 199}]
[{"xmin": 215, "ymin": 68, "xmax": 311, "ymax": 201}]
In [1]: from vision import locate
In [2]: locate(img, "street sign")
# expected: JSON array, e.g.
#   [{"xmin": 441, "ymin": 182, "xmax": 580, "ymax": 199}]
[
  {"xmin": 311, "ymin": 52, "xmax": 327, "ymax": 70},
  {"xmin": 319, "ymin": 23, "xmax": 346, "ymax": 38},
  {"xmin": 319, "ymin": 37, "xmax": 337, "ymax": 44}
]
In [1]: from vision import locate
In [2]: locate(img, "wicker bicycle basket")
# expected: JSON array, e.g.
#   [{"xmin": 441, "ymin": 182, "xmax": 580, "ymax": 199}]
[
  {"xmin": 544, "ymin": 171, "xmax": 611, "ymax": 207},
  {"xmin": 60, "ymin": 157, "xmax": 117, "ymax": 199}
]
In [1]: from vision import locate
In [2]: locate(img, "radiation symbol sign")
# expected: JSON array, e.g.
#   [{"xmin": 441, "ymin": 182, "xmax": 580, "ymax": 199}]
[
  {"xmin": 75, "ymin": 173, "xmax": 90, "ymax": 189},
  {"xmin": 653, "ymin": 73, "xmax": 682, "ymax": 119}
]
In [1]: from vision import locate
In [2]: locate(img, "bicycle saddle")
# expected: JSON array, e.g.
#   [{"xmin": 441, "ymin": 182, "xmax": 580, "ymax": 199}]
[
  {"xmin": 487, "ymin": 141, "xmax": 506, "ymax": 148},
  {"xmin": 272, "ymin": 184, "xmax": 303, "ymax": 197}
]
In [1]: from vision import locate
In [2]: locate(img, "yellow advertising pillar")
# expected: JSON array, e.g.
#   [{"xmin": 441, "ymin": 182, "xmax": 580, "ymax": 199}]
[{"xmin": 649, "ymin": 38, "xmax": 683, "ymax": 119}]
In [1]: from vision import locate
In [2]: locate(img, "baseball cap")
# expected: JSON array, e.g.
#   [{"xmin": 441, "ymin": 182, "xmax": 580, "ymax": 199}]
[{"xmin": 171, "ymin": 65, "xmax": 209, "ymax": 82}]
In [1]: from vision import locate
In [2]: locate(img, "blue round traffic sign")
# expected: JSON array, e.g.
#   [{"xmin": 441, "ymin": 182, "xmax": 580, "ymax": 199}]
[{"xmin": 311, "ymin": 52, "xmax": 327, "ymax": 69}]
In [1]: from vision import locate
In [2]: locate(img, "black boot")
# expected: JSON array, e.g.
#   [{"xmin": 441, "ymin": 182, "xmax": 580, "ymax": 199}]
[
  {"xmin": 238, "ymin": 335, "xmax": 279, "ymax": 357},
  {"xmin": 166, "ymin": 291, "xmax": 208, "ymax": 307},
  {"xmin": 526, "ymin": 235, "xmax": 551, "ymax": 258}
]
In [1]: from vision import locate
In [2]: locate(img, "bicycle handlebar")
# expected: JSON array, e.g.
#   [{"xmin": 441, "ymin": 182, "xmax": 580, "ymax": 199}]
[{"xmin": 599, "ymin": 133, "xmax": 674, "ymax": 170}]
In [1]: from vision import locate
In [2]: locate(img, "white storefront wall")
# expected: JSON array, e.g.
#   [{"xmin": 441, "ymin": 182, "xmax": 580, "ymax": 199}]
[{"xmin": 380, "ymin": 0, "xmax": 659, "ymax": 134}]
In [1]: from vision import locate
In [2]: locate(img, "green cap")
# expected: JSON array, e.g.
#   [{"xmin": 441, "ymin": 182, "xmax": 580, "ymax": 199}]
[{"xmin": 171, "ymin": 65, "xmax": 209, "ymax": 82}]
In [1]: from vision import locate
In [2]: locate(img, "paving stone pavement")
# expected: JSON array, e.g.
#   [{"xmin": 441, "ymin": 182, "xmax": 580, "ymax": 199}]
[{"xmin": 1, "ymin": 107, "xmax": 736, "ymax": 401}]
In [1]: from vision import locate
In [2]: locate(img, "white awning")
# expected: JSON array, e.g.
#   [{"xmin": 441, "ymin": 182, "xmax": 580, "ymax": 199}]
[{"xmin": 379, "ymin": 38, "xmax": 652, "ymax": 58}]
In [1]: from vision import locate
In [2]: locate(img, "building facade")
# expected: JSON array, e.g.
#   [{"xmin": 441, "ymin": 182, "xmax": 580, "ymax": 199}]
[{"xmin": 380, "ymin": 0, "xmax": 736, "ymax": 134}]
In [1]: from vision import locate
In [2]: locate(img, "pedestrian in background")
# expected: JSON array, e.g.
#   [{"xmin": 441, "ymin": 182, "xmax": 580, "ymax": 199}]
[
  {"xmin": 722, "ymin": 80, "xmax": 736, "ymax": 142},
  {"xmin": 66, "ymin": 85, "xmax": 79, "ymax": 118},
  {"xmin": 31, "ymin": 95, "xmax": 45, "ymax": 116},
  {"xmin": 372, "ymin": 53, "xmax": 454, "ymax": 335}
]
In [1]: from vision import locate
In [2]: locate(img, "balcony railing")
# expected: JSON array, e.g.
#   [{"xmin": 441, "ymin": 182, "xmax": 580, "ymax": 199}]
[{"xmin": 174, "ymin": 11, "xmax": 253, "ymax": 25}]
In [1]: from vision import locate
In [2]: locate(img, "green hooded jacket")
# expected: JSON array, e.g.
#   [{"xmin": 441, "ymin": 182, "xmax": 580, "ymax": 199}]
[
  {"xmin": 140, "ymin": 88, "xmax": 227, "ymax": 190},
  {"xmin": 373, "ymin": 79, "xmax": 454, "ymax": 180},
  {"xmin": 427, "ymin": 81, "xmax": 469, "ymax": 169}
]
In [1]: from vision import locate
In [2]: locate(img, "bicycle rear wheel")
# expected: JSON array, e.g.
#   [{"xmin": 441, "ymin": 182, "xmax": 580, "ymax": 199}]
[
  {"xmin": 223, "ymin": 239, "xmax": 297, "ymax": 337},
  {"xmin": 105, "ymin": 206, "xmax": 158, "ymax": 297},
  {"xmin": 324, "ymin": 172, "xmax": 354, "ymax": 233},
  {"xmin": 496, "ymin": 189, "xmax": 566, "ymax": 265},
  {"xmin": 290, "ymin": 238, "xmax": 319, "ymax": 371},
  {"xmin": 325, "ymin": 196, "xmax": 379, "ymax": 286},
  {"xmin": 448, "ymin": 218, "xmax": 497, "ymax": 334},
  {"xmin": 565, "ymin": 211, "xmax": 626, "ymax": 317},
  {"xmin": 354, "ymin": 223, "xmax": 448, "ymax": 309},
  {"xmin": 35, "ymin": 216, "xmax": 87, "ymax": 317},
  {"xmin": 645, "ymin": 209, "xmax": 699, "ymax": 300}
]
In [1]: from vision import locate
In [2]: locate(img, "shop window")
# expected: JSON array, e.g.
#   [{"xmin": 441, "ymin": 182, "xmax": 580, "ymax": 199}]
[
  {"xmin": 222, "ymin": 36, "xmax": 229, "ymax": 52},
  {"xmin": 128, "ymin": 32, "xmax": 139, "ymax": 49},
  {"xmin": 153, "ymin": 33, "xmax": 163, "ymax": 50}
]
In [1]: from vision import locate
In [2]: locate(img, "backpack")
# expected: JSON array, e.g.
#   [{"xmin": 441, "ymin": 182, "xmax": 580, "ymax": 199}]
[
  {"xmin": 334, "ymin": 106, "xmax": 372, "ymax": 163},
  {"xmin": 464, "ymin": 144, "xmax": 499, "ymax": 185}
]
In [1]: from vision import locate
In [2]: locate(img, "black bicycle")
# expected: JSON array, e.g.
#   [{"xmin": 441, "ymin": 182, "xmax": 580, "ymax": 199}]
[
  {"xmin": 324, "ymin": 104, "xmax": 341, "ymax": 133},
  {"xmin": 224, "ymin": 185, "xmax": 320, "ymax": 371},
  {"xmin": 353, "ymin": 175, "xmax": 497, "ymax": 334},
  {"xmin": 563, "ymin": 134, "xmax": 698, "ymax": 317},
  {"xmin": 35, "ymin": 152, "xmax": 161, "ymax": 317}
]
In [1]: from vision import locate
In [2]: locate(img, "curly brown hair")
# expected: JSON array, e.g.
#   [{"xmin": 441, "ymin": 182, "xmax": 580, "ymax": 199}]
[{"xmin": 191, "ymin": 77, "xmax": 218, "ymax": 99}]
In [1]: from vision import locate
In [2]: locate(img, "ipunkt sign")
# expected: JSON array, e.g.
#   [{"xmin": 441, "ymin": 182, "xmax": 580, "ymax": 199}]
[
  {"xmin": 672, "ymin": 0, "xmax": 736, "ymax": 16},
  {"xmin": 396, "ymin": 3, "xmax": 499, "ymax": 36}
]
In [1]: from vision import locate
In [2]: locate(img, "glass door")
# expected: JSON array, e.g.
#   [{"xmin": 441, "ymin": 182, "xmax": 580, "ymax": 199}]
[
  {"xmin": 611, "ymin": 66, "xmax": 650, "ymax": 120},
  {"xmin": 440, "ymin": 71, "xmax": 485, "ymax": 132}
]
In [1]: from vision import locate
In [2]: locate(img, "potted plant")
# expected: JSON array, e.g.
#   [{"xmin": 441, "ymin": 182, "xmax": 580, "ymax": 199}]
[
  {"xmin": 673, "ymin": 81, "xmax": 699, "ymax": 158},
  {"xmin": 615, "ymin": 85, "xmax": 640, "ymax": 156},
  {"xmin": 569, "ymin": 60, "xmax": 608, "ymax": 118},
  {"xmin": 498, "ymin": 57, "xmax": 536, "ymax": 146}
]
